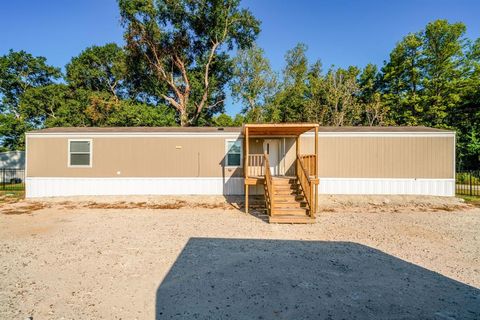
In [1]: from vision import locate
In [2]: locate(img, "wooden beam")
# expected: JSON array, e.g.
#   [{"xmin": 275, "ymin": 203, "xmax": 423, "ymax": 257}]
[
  {"xmin": 296, "ymin": 136, "xmax": 300, "ymax": 156},
  {"xmin": 244, "ymin": 123, "xmax": 319, "ymax": 128},
  {"xmin": 245, "ymin": 127, "xmax": 249, "ymax": 177},
  {"xmin": 245, "ymin": 127, "xmax": 249, "ymax": 214},
  {"xmin": 314, "ymin": 126, "xmax": 318, "ymax": 214},
  {"xmin": 244, "ymin": 123, "xmax": 319, "ymax": 137},
  {"xmin": 245, "ymin": 184, "xmax": 249, "ymax": 214},
  {"xmin": 314, "ymin": 126, "xmax": 318, "ymax": 178}
]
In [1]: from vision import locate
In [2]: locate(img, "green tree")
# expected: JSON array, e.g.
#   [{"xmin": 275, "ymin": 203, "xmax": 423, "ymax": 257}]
[
  {"xmin": 0, "ymin": 50, "xmax": 61, "ymax": 150},
  {"xmin": 422, "ymin": 20, "xmax": 467, "ymax": 127},
  {"xmin": 358, "ymin": 63, "xmax": 380, "ymax": 103},
  {"xmin": 212, "ymin": 113, "xmax": 234, "ymax": 126},
  {"xmin": 232, "ymin": 113, "xmax": 245, "ymax": 126},
  {"xmin": 84, "ymin": 93, "xmax": 176, "ymax": 126},
  {"xmin": 118, "ymin": 0, "xmax": 260, "ymax": 126},
  {"xmin": 381, "ymin": 20, "xmax": 469, "ymax": 127},
  {"xmin": 358, "ymin": 64, "xmax": 390, "ymax": 126},
  {"xmin": 19, "ymin": 84, "xmax": 82, "ymax": 127},
  {"xmin": 211, "ymin": 113, "xmax": 244, "ymax": 126},
  {"xmin": 271, "ymin": 43, "xmax": 311, "ymax": 122},
  {"xmin": 20, "ymin": 84, "xmax": 177, "ymax": 128},
  {"xmin": 321, "ymin": 66, "xmax": 361, "ymax": 126},
  {"xmin": 381, "ymin": 32, "xmax": 423, "ymax": 125},
  {"xmin": 66, "ymin": 43, "xmax": 127, "ymax": 99},
  {"xmin": 230, "ymin": 45, "xmax": 277, "ymax": 123},
  {"xmin": 454, "ymin": 37, "xmax": 480, "ymax": 169},
  {"xmin": 303, "ymin": 61, "xmax": 325, "ymax": 123}
]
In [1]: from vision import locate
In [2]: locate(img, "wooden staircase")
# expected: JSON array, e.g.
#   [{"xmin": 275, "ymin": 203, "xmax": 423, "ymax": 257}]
[{"xmin": 267, "ymin": 176, "xmax": 315, "ymax": 224}]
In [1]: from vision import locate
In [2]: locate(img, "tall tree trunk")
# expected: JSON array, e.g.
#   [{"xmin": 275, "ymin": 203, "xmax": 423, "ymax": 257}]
[{"xmin": 180, "ymin": 111, "xmax": 189, "ymax": 127}]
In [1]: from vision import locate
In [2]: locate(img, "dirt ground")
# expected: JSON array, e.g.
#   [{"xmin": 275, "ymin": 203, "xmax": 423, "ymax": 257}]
[{"xmin": 0, "ymin": 195, "xmax": 479, "ymax": 319}]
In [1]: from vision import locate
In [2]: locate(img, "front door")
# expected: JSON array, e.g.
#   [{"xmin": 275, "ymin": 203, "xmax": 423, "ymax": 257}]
[{"xmin": 263, "ymin": 139, "xmax": 280, "ymax": 175}]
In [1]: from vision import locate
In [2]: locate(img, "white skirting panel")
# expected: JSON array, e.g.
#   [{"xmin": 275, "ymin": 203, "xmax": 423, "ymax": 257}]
[
  {"xmin": 26, "ymin": 177, "xmax": 455, "ymax": 198},
  {"xmin": 318, "ymin": 178, "xmax": 455, "ymax": 197},
  {"xmin": 26, "ymin": 177, "xmax": 245, "ymax": 198}
]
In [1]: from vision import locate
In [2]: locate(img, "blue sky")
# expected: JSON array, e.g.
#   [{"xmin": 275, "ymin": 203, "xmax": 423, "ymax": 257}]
[{"xmin": 1, "ymin": 0, "xmax": 479, "ymax": 116}]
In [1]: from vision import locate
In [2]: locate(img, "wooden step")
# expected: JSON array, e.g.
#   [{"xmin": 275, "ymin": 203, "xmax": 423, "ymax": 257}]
[
  {"xmin": 275, "ymin": 196, "xmax": 305, "ymax": 203},
  {"xmin": 273, "ymin": 184, "xmax": 298, "ymax": 190},
  {"xmin": 275, "ymin": 197, "xmax": 305, "ymax": 203},
  {"xmin": 273, "ymin": 201, "xmax": 307, "ymax": 208},
  {"xmin": 272, "ymin": 176, "xmax": 296, "ymax": 180},
  {"xmin": 274, "ymin": 189, "xmax": 300, "ymax": 196},
  {"xmin": 272, "ymin": 179, "xmax": 297, "ymax": 185},
  {"xmin": 275, "ymin": 193, "xmax": 304, "ymax": 200},
  {"xmin": 271, "ymin": 207, "xmax": 309, "ymax": 215},
  {"xmin": 273, "ymin": 184, "xmax": 299, "ymax": 190},
  {"xmin": 269, "ymin": 214, "xmax": 315, "ymax": 224}
]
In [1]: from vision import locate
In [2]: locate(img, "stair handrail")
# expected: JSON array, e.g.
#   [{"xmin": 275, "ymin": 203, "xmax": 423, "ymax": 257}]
[
  {"xmin": 299, "ymin": 154, "xmax": 316, "ymax": 176},
  {"xmin": 296, "ymin": 154, "xmax": 317, "ymax": 218},
  {"xmin": 263, "ymin": 152, "xmax": 274, "ymax": 215}
]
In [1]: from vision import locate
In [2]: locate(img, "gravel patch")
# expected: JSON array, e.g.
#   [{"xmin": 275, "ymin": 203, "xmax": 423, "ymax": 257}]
[{"xmin": 0, "ymin": 196, "xmax": 479, "ymax": 319}]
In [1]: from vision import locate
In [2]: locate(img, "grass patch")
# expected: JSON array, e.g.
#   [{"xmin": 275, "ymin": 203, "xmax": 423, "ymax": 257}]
[
  {"xmin": 458, "ymin": 195, "xmax": 480, "ymax": 207},
  {"xmin": 0, "ymin": 183, "xmax": 25, "ymax": 191}
]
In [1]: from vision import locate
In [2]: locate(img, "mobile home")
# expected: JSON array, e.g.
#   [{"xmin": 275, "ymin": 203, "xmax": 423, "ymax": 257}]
[{"xmin": 25, "ymin": 124, "xmax": 455, "ymax": 223}]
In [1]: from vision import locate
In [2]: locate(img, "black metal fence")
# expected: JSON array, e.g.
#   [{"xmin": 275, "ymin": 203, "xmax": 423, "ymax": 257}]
[
  {"xmin": 456, "ymin": 170, "xmax": 480, "ymax": 196},
  {"xmin": 0, "ymin": 168, "xmax": 25, "ymax": 191}
]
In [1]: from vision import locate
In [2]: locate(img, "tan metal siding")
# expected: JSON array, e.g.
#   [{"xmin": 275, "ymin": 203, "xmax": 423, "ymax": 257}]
[
  {"xmin": 27, "ymin": 136, "xmax": 244, "ymax": 178},
  {"xmin": 300, "ymin": 135, "xmax": 454, "ymax": 179},
  {"xmin": 249, "ymin": 138, "xmax": 264, "ymax": 154},
  {"xmin": 27, "ymin": 134, "xmax": 454, "ymax": 179},
  {"xmin": 284, "ymin": 138, "xmax": 296, "ymax": 175}
]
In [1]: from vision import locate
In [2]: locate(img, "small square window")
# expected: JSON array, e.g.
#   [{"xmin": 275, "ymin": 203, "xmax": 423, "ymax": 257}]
[
  {"xmin": 226, "ymin": 140, "xmax": 242, "ymax": 167},
  {"xmin": 69, "ymin": 140, "xmax": 91, "ymax": 167}
]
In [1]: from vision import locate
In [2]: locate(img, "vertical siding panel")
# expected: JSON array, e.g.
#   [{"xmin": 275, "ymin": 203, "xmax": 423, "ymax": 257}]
[
  {"xmin": 316, "ymin": 134, "xmax": 454, "ymax": 179},
  {"xmin": 27, "ymin": 133, "xmax": 454, "ymax": 181}
]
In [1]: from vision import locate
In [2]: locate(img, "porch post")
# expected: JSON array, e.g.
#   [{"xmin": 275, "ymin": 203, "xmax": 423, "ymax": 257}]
[
  {"xmin": 314, "ymin": 126, "xmax": 318, "ymax": 213},
  {"xmin": 245, "ymin": 184, "xmax": 249, "ymax": 213},
  {"xmin": 296, "ymin": 135, "xmax": 300, "ymax": 157},
  {"xmin": 245, "ymin": 127, "xmax": 249, "ymax": 213}
]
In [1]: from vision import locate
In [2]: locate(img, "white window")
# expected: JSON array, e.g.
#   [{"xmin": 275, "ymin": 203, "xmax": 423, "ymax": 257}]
[
  {"xmin": 68, "ymin": 139, "xmax": 92, "ymax": 167},
  {"xmin": 225, "ymin": 139, "xmax": 242, "ymax": 167}
]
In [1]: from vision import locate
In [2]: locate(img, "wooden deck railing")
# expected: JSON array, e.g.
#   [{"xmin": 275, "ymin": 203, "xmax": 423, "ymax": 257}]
[
  {"xmin": 263, "ymin": 152, "xmax": 274, "ymax": 215},
  {"xmin": 247, "ymin": 154, "xmax": 265, "ymax": 177},
  {"xmin": 296, "ymin": 154, "xmax": 318, "ymax": 218},
  {"xmin": 299, "ymin": 154, "xmax": 316, "ymax": 177}
]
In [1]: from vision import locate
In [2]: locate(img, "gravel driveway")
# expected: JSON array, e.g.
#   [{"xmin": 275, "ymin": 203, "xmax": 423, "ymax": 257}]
[{"xmin": 0, "ymin": 196, "xmax": 479, "ymax": 319}]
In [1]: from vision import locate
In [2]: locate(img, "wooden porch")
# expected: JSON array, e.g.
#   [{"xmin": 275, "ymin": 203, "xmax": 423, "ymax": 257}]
[{"xmin": 243, "ymin": 123, "xmax": 319, "ymax": 224}]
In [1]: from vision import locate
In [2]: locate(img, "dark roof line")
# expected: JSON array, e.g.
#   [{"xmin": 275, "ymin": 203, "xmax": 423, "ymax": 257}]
[{"xmin": 27, "ymin": 126, "xmax": 454, "ymax": 134}]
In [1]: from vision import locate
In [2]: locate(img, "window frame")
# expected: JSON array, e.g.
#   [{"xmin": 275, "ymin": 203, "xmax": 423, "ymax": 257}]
[
  {"xmin": 225, "ymin": 138, "xmax": 243, "ymax": 168},
  {"xmin": 68, "ymin": 139, "xmax": 93, "ymax": 168}
]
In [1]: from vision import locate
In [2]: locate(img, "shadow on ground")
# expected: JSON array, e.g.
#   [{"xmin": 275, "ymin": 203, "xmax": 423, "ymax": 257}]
[{"xmin": 156, "ymin": 238, "xmax": 479, "ymax": 319}]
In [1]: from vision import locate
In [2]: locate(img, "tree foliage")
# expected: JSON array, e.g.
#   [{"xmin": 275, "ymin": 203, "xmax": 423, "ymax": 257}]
[
  {"xmin": 230, "ymin": 45, "xmax": 276, "ymax": 123},
  {"xmin": 118, "ymin": 0, "xmax": 260, "ymax": 126},
  {"xmin": 0, "ymin": 50, "xmax": 61, "ymax": 149},
  {"xmin": 212, "ymin": 113, "xmax": 244, "ymax": 127},
  {"xmin": 66, "ymin": 43, "xmax": 128, "ymax": 99}
]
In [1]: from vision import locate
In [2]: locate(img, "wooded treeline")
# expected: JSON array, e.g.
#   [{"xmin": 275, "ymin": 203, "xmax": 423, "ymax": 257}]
[{"xmin": 0, "ymin": 0, "xmax": 478, "ymax": 169}]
